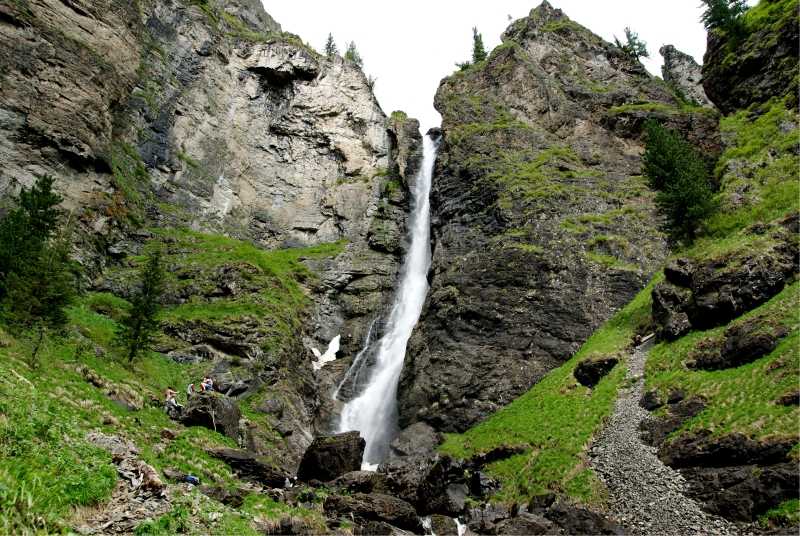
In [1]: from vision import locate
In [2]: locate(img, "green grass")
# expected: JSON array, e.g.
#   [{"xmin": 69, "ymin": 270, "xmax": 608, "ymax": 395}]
[
  {"xmin": 645, "ymin": 282, "xmax": 800, "ymax": 443},
  {"xmin": 705, "ymin": 97, "xmax": 799, "ymax": 237},
  {"xmin": 759, "ymin": 499, "xmax": 800, "ymax": 529},
  {"xmin": 439, "ymin": 277, "xmax": 659, "ymax": 504}
]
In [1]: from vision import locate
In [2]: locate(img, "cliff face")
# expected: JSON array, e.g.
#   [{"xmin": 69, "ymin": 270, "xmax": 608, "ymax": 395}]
[
  {"xmin": 702, "ymin": 0, "xmax": 799, "ymax": 114},
  {"xmin": 660, "ymin": 45, "xmax": 715, "ymax": 109},
  {"xmin": 397, "ymin": 1, "xmax": 697, "ymax": 432},
  {"xmin": 0, "ymin": 0, "xmax": 414, "ymax": 466}
]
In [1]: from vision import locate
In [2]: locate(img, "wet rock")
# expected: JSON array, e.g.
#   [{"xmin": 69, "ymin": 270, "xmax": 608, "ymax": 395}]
[
  {"xmin": 167, "ymin": 343, "xmax": 223, "ymax": 364},
  {"xmin": 429, "ymin": 515, "xmax": 459, "ymax": 536},
  {"xmin": 464, "ymin": 503, "xmax": 512, "ymax": 534},
  {"xmin": 296, "ymin": 431, "xmax": 365, "ymax": 482},
  {"xmin": 324, "ymin": 493, "xmax": 422, "ymax": 533},
  {"xmin": 208, "ymin": 448, "xmax": 289, "ymax": 488},
  {"xmin": 388, "ymin": 421, "xmax": 442, "ymax": 461},
  {"xmin": 574, "ymin": 357, "xmax": 619, "ymax": 388},
  {"xmin": 469, "ymin": 470, "xmax": 499, "ymax": 499},
  {"xmin": 179, "ymin": 393, "xmax": 241, "ymax": 439},
  {"xmin": 379, "ymin": 455, "xmax": 469, "ymax": 516},
  {"xmin": 528, "ymin": 492, "xmax": 557, "ymax": 511}
]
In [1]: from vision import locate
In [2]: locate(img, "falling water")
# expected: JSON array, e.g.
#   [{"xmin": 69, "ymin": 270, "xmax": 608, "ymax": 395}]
[{"xmin": 337, "ymin": 134, "xmax": 438, "ymax": 465}]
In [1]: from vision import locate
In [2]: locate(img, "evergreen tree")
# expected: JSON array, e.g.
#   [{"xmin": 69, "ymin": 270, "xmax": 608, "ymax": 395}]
[
  {"xmin": 700, "ymin": 0, "xmax": 749, "ymax": 32},
  {"xmin": 344, "ymin": 41, "xmax": 363, "ymax": 68},
  {"xmin": 614, "ymin": 27, "xmax": 648, "ymax": 61},
  {"xmin": 0, "ymin": 175, "xmax": 75, "ymax": 365},
  {"xmin": 324, "ymin": 33, "xmax": 338, "ymax": 59},
  {"xmin": 0, "ymin": 175, "xmax": 63, "ymax": 298},
  {"xmin": 643, "ymin": 121, "xmax": 716, "ymax": 242},
  {"xmin": 117, "ymin": 248, "xmax": 165, "ymax": 363},
  {"xmin": 472, "ymin": 27, "xmax": 487, "ymax": 63}
]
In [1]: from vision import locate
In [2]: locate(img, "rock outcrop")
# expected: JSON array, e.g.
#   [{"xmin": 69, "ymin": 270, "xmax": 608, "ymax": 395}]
[
  {"xmin": 179, "ymin": 393, "xmax": 241, "ymax": 439},
  {"xmin": 296, "ymin": 432, "xmax": 366, "ymax": 482},
  {"xmin": 398, "ymin": 1, "xmax": 681, "ymax": 432},
  {"xmin": 702, "ymin": 0, "xmax": 799, "ymax": 113},
  {"xmin": 660, "ymin": 45, "xmax": 715, "ymax": 108},
  {"xmin": 574, "ymin": 357, "xmax": 619, "ymax": 388}
]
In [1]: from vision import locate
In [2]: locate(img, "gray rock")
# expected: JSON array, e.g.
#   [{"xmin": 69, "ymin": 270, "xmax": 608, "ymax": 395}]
[
  {"xmin": 296, "ymin": 432, "xmax": 365, "ymax": 482},
  {"xmin": 660, "ymin": 45, "xmax": 715, "ymax": 108}
]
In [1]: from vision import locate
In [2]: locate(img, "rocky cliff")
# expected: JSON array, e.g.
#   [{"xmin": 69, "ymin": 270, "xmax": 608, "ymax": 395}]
[
  {"xmin": 0, "ymin": 0, "xmax": 416, "ymax": 466},
  {"xmin": 396, "ymin": 1, "xmax": 720, "ymax": 432},
  {"xmin": 702, "ymin": 0, "xmax": 799, "ymax": 114},
  {"xmin": 660, "ymin": 44, "xmax": 715, "ymax": 109}
]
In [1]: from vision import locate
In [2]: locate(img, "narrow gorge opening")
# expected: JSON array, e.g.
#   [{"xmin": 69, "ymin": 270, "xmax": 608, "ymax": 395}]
[{"xmin": 335, "ymin": 134, "xmax": 439, "ymax": 467}]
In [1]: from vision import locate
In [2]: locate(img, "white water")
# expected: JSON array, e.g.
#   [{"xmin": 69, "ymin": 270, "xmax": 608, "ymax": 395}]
[{"xmin": 337, "ymin": 134, "xmax": 438, "ymax": 465}]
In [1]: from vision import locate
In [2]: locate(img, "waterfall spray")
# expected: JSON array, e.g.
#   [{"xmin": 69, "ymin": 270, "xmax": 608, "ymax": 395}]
[{"xmin": 337, "ymin": 134, "xmax": 438, "ymax": 465}]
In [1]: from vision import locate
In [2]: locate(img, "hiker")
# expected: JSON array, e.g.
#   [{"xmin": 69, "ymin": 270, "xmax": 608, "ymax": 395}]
[
  {"xmin": 201, "ymin": 376, "xmax": 214, "ymax": 392},
  {"xmin": 165, "ymin": 387, "xmax": 181, "ymax": 409},
  {"xmin": 186, "ymin": 382, "xmax": 195, "ymax": 398}
]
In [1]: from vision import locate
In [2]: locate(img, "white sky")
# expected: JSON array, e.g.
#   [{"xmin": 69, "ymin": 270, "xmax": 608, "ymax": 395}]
[{"xmin": 263, "ymin": 1, "xmax": 757, "ymax": 131}]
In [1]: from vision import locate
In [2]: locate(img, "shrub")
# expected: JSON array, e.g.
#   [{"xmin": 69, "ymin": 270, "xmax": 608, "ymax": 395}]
[
  {"xmin": 344, "ymin": 41, "xmax": 363, "ymax": 68},
  {"xmin": 700, "ymin": 0, "xmax": 749, "ymax": 33},
  {"xmin": 614, "ymin": 26, "xmax": 648, "ymax": 61}
]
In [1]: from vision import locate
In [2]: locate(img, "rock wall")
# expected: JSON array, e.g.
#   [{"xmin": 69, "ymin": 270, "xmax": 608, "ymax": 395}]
[
  {"xmin": 702, "ymin": 0, "xmax": 799, "ymax": 114},
  {"xmin": 0, "ymin": 0, "xmax": 414, "ymax": 465},
  {"xmin": 397, "ymin": 1, "xmax": 689, "ymax": 432},
  {"xmin": 659, "ymin": 45, "xmax": 714, "ymax": 109}
]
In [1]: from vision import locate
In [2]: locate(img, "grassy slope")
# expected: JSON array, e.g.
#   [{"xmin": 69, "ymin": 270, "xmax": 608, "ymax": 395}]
[
  {"xmin": 440, "ymin": 277, "xmax": 657, "ymax": 504},
  {"xmin": 0, "ymin": 230, "xmax": 341, "ymax": 534},
  {"xmin": 439, "ymin": 90, "xmax": 799, "ymax": 509}
]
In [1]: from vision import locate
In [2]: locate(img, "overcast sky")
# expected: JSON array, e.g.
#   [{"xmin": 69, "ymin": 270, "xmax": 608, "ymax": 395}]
[{"xmin": 264, "ymin": 0, "xmax": 756, "ymax": 131}]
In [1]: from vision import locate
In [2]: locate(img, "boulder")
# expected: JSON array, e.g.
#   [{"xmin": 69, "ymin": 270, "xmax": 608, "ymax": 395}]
[
  {"xmin": 324, "ymin": 493, "xmax": 422, "ymax": 533},
  {"xmin": 640, "ymin": 389, "xmax": 664, "ymax": 410},
  {"xmin": 256, "ymin": 399, "xmax": 285, "ymax": 417},
  {"xmin": 681, "ymin": 462, "xmax": 798, "ymax": 521},
  {"xmin": 659, "ymin": 431, "xmax": 795, "ymax": 469},
  {"xmin": 640, "ymin": 396, "xmax": 706, "ymax": 446},
  {"xmin": 330, "ymin": 471, "xmax": 390, "ymax": 494},
  {"xmin": 429, "ymin": 515, "xmax": 459, "ymax": 536},
  {"xmin": 573, "ymin": 357, "xmax": 619, "ymax": 388},
  {"xmin": 179, "ymin": 393, "xmax": 241, "ymax": 439},
  {"xmin": 777, "ymin": 391, "xmax": 799, "ymax": 406},
  {"xmin": 464, "ymin": 503, "xmax": 512, "ymax": 534},
  {"xmin": 689, "ymin": 318, "xmax": 787, "ymax": 370},
  {"xmin": 209, "ymin": 448, "xmax": 289, "ymax": 488},
  {"xmin": 200, "ymin": 485, "xmax": 246, "ymax": 508},
  {"xmin": 388, "ymin": 422, "xmax": 442, "ymax": 461},
  {"xmin": 296, "ymin": 432, "xmax": 365, "ymax": 482},
  {"xmin": 494, "ymin": 513, "xmax": 559, "ymax": 535},
  {"xmin": 544, "ymin": 502, "xmax": 624, "ymax": 535}
]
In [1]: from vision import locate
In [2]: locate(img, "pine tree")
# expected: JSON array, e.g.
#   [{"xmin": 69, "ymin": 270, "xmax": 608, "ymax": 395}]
[
  {"xmin": 472, "ymin": 27, "xmax": 487, "ymax": 63},
  {"xmin": 324, "ymin": 33, "xmax": 338, "ymax": 59},
  {"xmin": 344, "ymin": 41, "xmax": 363, "ymax": 68},
  {"xmin": 0, "ymin": 175, "xmax": 63, "ymax": 298},
  {"xmin": 614, "ymin": 27, "xmax": 648, "ymax": 61},
  {"xmin": 643, "ymin": 121, "xmax": 716, "ymax": 243},
  {"xmin": 117, "ymin": 248, "xmax": 165, "ymax": 363},
  {"xmin": 0, "ymin": 175, "xmax": 75, "ymax": 365},
  {"xmin": 700, "ymin": 0, "xmax": 749, "ymax": 32}
]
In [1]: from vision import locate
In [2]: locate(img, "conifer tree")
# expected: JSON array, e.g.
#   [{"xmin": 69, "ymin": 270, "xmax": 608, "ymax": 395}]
[
  {"xmin": 700, "ymin": 0, "xmax": 749, "ymax": 32},
  {"xmin": 643, "ymin": 121, "xmax": 716, "ymax": 243},
  {"xmin": 472, "ymin": 27, "xmax": 487, "ymax": 63},
  {"xmin": 117, "ymin": 248, "xmax": 165, "ymax": 363},
  {"xmin": 344, "ymin": 41, "xmax": 363, "ymax": 68},
  {"xmin": 614, "ymin": 27, "xmax": 648, "ymax": 61},
  {"xmin": 324, "ymin": 33, "xmax": 338, "ymax": 59},
  {"xmin": 0, "ymin": 175, "xmax": 75, "ymax": 364}
]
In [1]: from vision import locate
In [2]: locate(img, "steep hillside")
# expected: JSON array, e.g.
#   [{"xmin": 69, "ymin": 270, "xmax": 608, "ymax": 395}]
[
  {"xmin": 435, "ymin": 2, "xmax": 798, "ymax": 531},
  {"xmin": 398, "ymin": 1, "xmax": 719, "ymax": 433}
]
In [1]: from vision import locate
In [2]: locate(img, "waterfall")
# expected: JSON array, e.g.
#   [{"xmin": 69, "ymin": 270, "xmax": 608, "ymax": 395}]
[{"xmin": 337, "ymin": 134, "xmax": 438, "ymax": 465}]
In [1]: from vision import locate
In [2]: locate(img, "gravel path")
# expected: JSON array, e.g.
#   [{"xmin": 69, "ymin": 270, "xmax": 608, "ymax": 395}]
[{"xmin": 589, "ymin": 340, "xmax": 741, "ymax": 536}]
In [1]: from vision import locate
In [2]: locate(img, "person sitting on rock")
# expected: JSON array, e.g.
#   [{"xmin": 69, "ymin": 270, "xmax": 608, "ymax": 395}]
[
  {"xmin": 165, "ymin": 387, "xmax": 181, "ymax": 411},
  {"xmin": 186, "ymin": 383, "xmax": 195, "ymax": 398},
  {"xmin": 201, "ymin": 376, "xmax": 214, "ymax": 392}
]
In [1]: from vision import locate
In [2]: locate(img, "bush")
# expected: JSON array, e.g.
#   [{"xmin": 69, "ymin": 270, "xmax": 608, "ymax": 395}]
[
  {"xmin": 643, "ymin": 121, "xmax": 717, "ymax": 242},
  {"xmin": 614, "ymin": 27, "xmax": 648, "ymax": 61},
  {"xmin": 116, "ymin": 248, "xmax": 165, "ymax": 363},
  {"xmin": 700, "ymin": 0, "xmax": 749, "ymax": 33}
]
